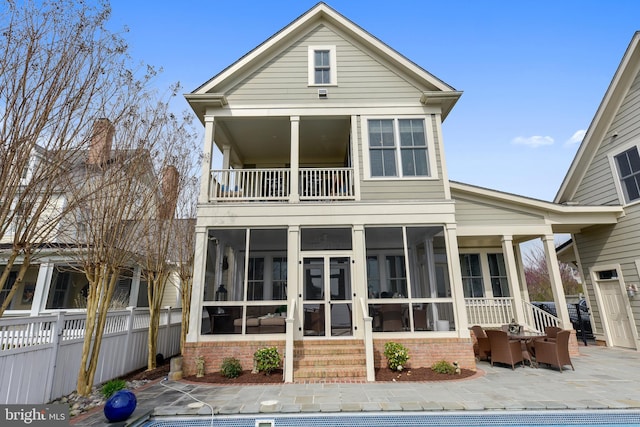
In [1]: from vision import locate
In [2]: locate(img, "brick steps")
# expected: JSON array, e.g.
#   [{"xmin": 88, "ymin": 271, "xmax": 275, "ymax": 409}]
[{"xmin": 293, "ymin": 339, "xmax": 367, "ymax": 382}]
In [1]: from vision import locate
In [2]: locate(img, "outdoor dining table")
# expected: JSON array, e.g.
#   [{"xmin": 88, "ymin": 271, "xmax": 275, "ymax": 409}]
[{"xmin": 508, "ymin": 331, "xmax": 547, "ymax": 367}]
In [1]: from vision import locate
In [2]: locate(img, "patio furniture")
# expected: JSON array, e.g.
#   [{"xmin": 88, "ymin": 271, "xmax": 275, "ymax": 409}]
[
  {"xmin": 533, "ymin": 329, "xmax": 575, "ymax": 372},
  {"xmin": 471, "ymin": 325, "xmax": 491, "ymax": 361},
  {"xmin": 486, "ymin": 330, "xmax": 525, "ymax": 370},
  {"xmin": 379, "ymin": 304, "xmax": 404, "ymax": 332},
  {"xmin": 544, "ymin": 326, "xmax": 562, "ymax": 341}
]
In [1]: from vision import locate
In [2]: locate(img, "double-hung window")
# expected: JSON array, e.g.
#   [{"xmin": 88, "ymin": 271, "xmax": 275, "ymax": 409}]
[
  {"xmin": 614, "ymin": 146, "xmax": 640, "ymax": 203},
  {"xmin": 367, "ymin": 118, "xmax": 430, "ymax": 178},
  {"xmin": 308, "ymin": 46, "xmax": 337, "ymax": 85},
  {"xmin": 459, "ymin": 254, "xmax": 484, "ymax": 298}
]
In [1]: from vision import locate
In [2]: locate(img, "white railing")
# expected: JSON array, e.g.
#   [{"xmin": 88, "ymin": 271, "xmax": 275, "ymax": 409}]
[
  {"xmin": 209, "ymin": 167, "xmax": 355, "ymax": 202},
  {"xmin": 521, "ymin": 300, "xmax": 560, "ymax": 333},
  {"xmin": 359, "ymin": 297, "xmax": 375, "ymax": 381},
  {"xmin": 465, "ymin": 297, "xmax": 514, "ymax": 328},
  {"xmin": 284, "ymin": 298, "xmax": 296, "ymax": 383},
  {"xmin": 211, "ymin": 169, "xmax": 290, "ymax": 201},
  {"xmin": 299, "ymin": 167, "xmax": 355, "ymax": 200},
  {"xmin": 0, "ymin": 307, "xmax": 182, "ymax": 404}
]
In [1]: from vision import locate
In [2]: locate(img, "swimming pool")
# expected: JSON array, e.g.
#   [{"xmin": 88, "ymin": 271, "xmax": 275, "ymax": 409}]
[{"xmin": 141, "ymin": 409, "xmax": 640, "ymax": 427}]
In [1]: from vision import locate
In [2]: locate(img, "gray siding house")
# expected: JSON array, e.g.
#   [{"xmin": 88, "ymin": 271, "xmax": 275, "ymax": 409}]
[
  {"xmin": 556, "ymin": 32, "xmax": 640, "ymax": 350},
  {"xmin": 184, "ymin": 3, "xmax": 623, "ymax": 381}
]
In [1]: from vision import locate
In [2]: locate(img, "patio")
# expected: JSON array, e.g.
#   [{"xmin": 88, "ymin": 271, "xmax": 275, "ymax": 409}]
[{"xmin": 71, "ymin": 345, "xmax": 640, "ymax": 426}]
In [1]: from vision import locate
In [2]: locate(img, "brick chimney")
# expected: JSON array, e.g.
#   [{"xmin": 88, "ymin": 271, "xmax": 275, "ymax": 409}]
[
  {"xmin": 88, "ymin": 118, "xmax": 114, "ymax": 166},
  {"xmin": 159, "ymin": 165, "xmax": 179, "ymax": 220}
]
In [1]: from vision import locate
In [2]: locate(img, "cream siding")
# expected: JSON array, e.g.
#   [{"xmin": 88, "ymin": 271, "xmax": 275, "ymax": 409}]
[
  {"xmin": 454, "ymin": 197, "xmax": 545, "ymax": 226},
  {"xmin": 574, "ymin": 70, "xmax": 640, "ymax": 205},
  {"xmin": 222, "ymin": 25, "xmax": 424, "ymax": 105}
]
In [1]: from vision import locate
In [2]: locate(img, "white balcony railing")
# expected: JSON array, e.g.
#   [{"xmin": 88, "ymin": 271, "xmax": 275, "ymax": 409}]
[
  {"xmin": 210, "ymin": 167, "xmax": 355, "ymax": 202},
  {"xmin": 465, "ymin": 297, "xmax": 515, "ymax": 328},
  {"xmin": 465, "ymin": 297, "xmax": 560, "ymax": 333}
]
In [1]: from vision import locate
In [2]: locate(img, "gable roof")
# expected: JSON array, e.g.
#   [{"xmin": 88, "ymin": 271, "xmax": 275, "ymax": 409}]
[
  {"xmin": 187, "ymin": 2, "xmax": 461, "ymax": 119},
  {"xmin": 555, "ymin": 32, "xmax": 640, "ymax": 204}
]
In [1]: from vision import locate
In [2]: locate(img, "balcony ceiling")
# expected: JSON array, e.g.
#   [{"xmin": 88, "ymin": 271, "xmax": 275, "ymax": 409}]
[{"xmin": 218, "ymin": 117, "xmax": 351, "ymax": 165}]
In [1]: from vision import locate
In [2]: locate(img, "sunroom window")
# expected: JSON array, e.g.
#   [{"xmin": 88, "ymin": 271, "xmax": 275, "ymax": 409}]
[
  {"xmin": 614, "ymin": 146, "xmax": 640, "ymax": 203},
  {"xmin": 367, "ymin": 118, "xmax": 429, "ymax": 178}
]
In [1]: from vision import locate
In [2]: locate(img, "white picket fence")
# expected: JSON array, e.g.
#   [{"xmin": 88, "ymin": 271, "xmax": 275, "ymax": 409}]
[{"xmin": 0, "ymin": 307, "xmax": 181, "ymax": 404}]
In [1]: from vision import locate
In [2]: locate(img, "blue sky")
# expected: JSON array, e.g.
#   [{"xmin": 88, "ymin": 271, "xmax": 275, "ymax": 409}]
[{"xmin": 108, "ymin": 0, "xmax": 640, "ymax": 202}]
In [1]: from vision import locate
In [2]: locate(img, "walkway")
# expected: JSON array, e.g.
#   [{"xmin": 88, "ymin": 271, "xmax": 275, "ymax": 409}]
[{"xmin": 71, "ymin": 345, "xmax": 640, "ymax": 426}]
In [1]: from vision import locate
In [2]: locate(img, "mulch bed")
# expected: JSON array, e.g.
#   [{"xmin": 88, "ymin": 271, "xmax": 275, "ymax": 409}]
[{"xmin": 180, "ymin": 367, "xmax": 477, "ymax": 384}]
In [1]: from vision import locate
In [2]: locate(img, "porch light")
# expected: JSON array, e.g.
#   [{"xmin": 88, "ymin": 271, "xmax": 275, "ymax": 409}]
[{"xmin": 627, "ymin": 284, "xmax": 638, "ymax": 298}]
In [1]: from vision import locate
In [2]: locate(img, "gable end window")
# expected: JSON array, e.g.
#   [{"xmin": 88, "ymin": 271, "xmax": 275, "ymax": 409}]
[
  {"xmin": 308, "ymin": 46, "xmax": 337, "ymax": 86},
  {"xmin": 367, "ymin": 118, "xmax": 430, "ymax": 178},
  {"xmin": 614, "ymin": 146, "xmax": 640, "ymax": 203}
]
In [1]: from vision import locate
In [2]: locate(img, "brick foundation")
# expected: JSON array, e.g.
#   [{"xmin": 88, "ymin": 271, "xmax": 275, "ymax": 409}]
[
  {"xmin": 184, "ymin": 336, "xmax": 477, "ymax": 376},
  {"xmin": 183, "ymin": 340, "xmax": 285, "ymax": 376},
  {"xmin": 373, "ymin": 337, "xmax": 477, "ymax": 370}
]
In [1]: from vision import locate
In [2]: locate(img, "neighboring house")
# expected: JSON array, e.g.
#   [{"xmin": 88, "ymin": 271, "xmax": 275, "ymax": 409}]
[
  {"xmin": 0, "ymin": 119, "xmax": 181, "ymax": 316},
  {"xmin": 555, "ymin": 32, "xmax": 640, "ymax": 351},
  {"xmin": 184, "ymin": 3, "xmax": 623, "ymax": 381}
]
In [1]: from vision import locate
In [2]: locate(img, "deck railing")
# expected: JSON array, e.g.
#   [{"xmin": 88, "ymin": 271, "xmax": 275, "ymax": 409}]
[
  {"xmin": 210, "ymin": 167, "xmax": 355, "ymax": 202},
  {"xmin": 465, "ymin": 297, "xmax": 515, "ymax": 328},
  {"xmin": 465, "ymin": 297, "xmax": 560, "ymax": 332}
]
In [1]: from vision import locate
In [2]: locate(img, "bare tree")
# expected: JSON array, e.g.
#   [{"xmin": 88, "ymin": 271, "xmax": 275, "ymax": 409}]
[
  {"xmin": 172, "ymin": 183, "xmax": 197, "ymax": 355},
  {"xmin": 524, "ymin": 246, "xmax": 581, "ymax": 301},
  {"xmin": 137, "ymin": 107, "xmax": 200, "ymax": 370},
  {"xmin": 0, "ymin": 0, "xmax": 133, "ymax": 316}
]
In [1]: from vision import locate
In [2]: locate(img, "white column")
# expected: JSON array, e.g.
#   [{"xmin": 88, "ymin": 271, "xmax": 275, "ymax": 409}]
[
  {"xmin": 290, "ymin": 116, "xmax": 300, "ymax": 202},
  {"xmin": 30, "ymin": 262, "xmax": 54, "ymax": 316},
  {"xmin": 128, "ymin": 266, "xmax": 142, "ymax": 307},
  {"xmin": 514, "ymin": 243, "xmax": 531, "ymax": 304},
  {"xmin": 199, "ymin": 116, "xmax": 215, "ymax": 204},
  {"xmin": 444, "ymin": 224, "xmax": 470, "ymax": 337},
  {"xmin": 187, "ymin": 229, "xmax": 207, "ymax": 342},
  {"xmin": 542, "ymin": 234, "xmax": 571, "ymax": 328},
  {"xmin": 502, "ymin": 235, "xmax": 525, "ymax": 324},
  {"xmin": 287, "ymin": 226, "xmax": 300, "ymax": 338},
  {"xmin": 352, "ymin": 225, "xmax": 367, "ymax": 337},
  {"xmin": 350, "ymin": 115, "xmax": 361, "ymax": 201}
]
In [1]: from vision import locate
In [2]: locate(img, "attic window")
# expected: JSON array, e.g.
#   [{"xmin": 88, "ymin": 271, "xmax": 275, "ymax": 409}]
[{"xmin": 308, "ymin": 45, "xmax": 337, "ymax": 86}]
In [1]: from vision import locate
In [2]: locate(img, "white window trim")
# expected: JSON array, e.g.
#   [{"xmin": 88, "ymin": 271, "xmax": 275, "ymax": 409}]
[
  {"xmin": 607, "ymin": 140, "xmax": 640, "ymax": 207},
  {"xmin": 458, "ymin": 248, "xmax": 507, "ymax": 299},
  {"xmin": 308, "ymin": 45, "xmax": 337, "ymax": 86},
  {"xmin": 361, "ymin": 115, "xmax": 438, "ymax": 180}
]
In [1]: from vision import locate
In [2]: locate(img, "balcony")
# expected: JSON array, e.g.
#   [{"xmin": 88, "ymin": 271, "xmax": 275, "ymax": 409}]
[{"xmin": 210, "ymin": 167, "xmax": 355, "ymax": 202}]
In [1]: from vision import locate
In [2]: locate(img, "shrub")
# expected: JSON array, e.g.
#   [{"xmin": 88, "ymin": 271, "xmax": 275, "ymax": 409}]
[
  {"xmin": 220, "ymin": 357, "xmax": 243, "ymax": 378},
  {"xmin": 383, "ymin": 341, "xmax": 409, "ymax": 371},
  {"xmin": 253, "ymin": 346, "xmax": 281, "ymax": 375},
  {"xmin": 431, "ymin": 360, "xmax": 455, "ymax": 375},
  {"xmin": 101, "ymin": 378, "xmax": 126, "ymax": 398}
]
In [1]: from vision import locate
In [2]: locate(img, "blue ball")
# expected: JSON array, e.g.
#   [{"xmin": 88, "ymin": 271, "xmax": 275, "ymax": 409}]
[{"xmin": 104, "ymin": 390, "xmax": 137, "ymax": 422}]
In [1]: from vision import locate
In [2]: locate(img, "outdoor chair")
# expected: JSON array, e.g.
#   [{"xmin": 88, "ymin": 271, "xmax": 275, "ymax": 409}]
[
  {"xmin": 471, "ymin": 325, "xmax": 491, "ymax": 361},
  {"xmin": 486, "ymin": 330, "xmax": 524, "ymax": 370},
  {"xmin": 379, "ymin": 304, "xmax": 404, "ymax": 332},
  {"xmin": 533, "ymin": 329, "xmax": 574, "ymax": 372},
  {"xmin": 544, "ymin": 326, "xmax": 562, "ymax": 341}
]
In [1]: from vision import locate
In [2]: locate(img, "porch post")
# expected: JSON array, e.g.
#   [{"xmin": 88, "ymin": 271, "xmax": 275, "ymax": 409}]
[
  {"xmin": 187, "ymin": 228, "xmax": 207, "ymax": 341},
  {"xmin": 287, "ymin": 225, "xmax": 300, "ymax": 338},
  {"xmin": 30, "ymin": 262, "xmax": 54, "ymax": 316},
  {"xmin": 444, "ymin": 224, "xmax": 470, "ymax": 337},
  {"xmin": 290, "ymin": 116, "xmax": 300, "ymax": 202},
  {"xmin": 514, "ymin": 243, "xmax": 531, "ymax": 304},
  {"xmin": 350, "ymin": 115, "xmax": 361, "ymax": 201},
  {"xmin": 128, "ymin": 266, "xmax": 142, "ymax": 307},
  {"xmin": 502, "ymin": 235, "xmax": 526, "ymax": 325},
  {"xmin": 199, "ymin": 116, "xmax": 215, "ymax": 204},
  {"xmin": 542, "ymin": 234, "xmax": 571, "ymax": 328},
  {"xmin": 352, "ymin": 225, "xmax": 367, "ymax": 336}
]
